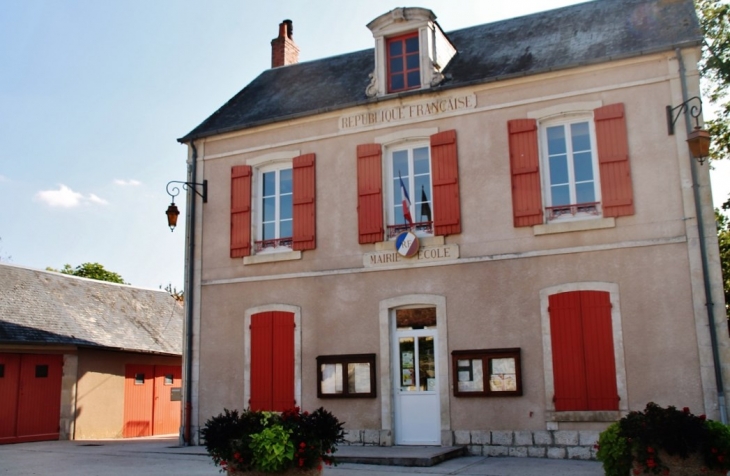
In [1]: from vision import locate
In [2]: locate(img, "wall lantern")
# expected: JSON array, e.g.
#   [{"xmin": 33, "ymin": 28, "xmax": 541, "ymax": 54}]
[
  {"xmin": 165, "ymin": 180, "xmax": 207, "ymax": 232},
  {"xmin": 666, "ymin": 96, "xmax": 712, "ymax": 164}
]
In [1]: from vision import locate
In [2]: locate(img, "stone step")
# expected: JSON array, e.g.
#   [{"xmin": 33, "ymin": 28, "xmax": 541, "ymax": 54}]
[{"xmin": 334, "ymin": 445, "xmax": 467, "ymax": 467}]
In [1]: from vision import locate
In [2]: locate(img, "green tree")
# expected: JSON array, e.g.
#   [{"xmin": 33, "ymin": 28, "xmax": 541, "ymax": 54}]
[
  {"xmin": 47, "ymin": 262, "xmax": 127, "ymax": 284},
  {"xmin": 697, "ymin": 0, "xmax": 730, "ymax": 161}
]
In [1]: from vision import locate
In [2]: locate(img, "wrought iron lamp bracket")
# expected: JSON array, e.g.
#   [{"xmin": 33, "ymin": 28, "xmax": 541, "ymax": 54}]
[
  {"xmin": 166, "ymin": 180, "xmax": 208, "ymax": 204},
  {"xmin": 666, "ymin": 96, "xmax": 703, "ymax": 136}
]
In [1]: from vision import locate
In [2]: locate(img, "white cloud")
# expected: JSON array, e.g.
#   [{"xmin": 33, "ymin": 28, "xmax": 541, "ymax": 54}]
[
  {"xmin": 88, "ymin": 193, "xmax": 109, "ymax": 205},
  {"xmin": 114, "ymin": 179, "xmax": 142, "ymax": 186},
  {"xmin": 35, "ymin": 184, "xmax": 108, "ymax": 208}
]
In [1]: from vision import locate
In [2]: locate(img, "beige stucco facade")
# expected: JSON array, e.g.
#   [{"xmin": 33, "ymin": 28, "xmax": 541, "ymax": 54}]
[{"xmin": 183, "ymin": 43, "xmax": 728, "ymax": 456}]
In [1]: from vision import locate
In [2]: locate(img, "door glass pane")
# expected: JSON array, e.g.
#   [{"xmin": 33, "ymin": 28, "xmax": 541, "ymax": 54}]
[
  {"xmin": 549, "ymin": 155, "xmax": 569, "ymax": 185},
  {"xmin": 279, "ymin": 168, "xmax": 292, "ymax": 194},
  {"xmin": 413, "ymin": 147, "xmax": 430, "ymax": 175},
  {"xmin": 575, "ymin": 182, "xmax": 596, "ymax": 204},
  {"xmin": 570, "ymin": 122, "xmax": 591, "ymax": 151},
  {"xmin": 547, "ymin": 126, "xmax": 567, "ymax": 155},
  {"xmin": 164, "ymin": 374, "xmax": 174, "ymax": 385},
  {"xmin": 418, "ymin": 336, "xmax": 435, "ymax": 391},
  {"xmin": 35, "ymin": 365, "xmax": 49, "ymax": 378},
  {"xmin": 399, "ymin": 337, "xmax": 416, "ymax": 391},
  {"xmin": 405, "ymin": 36, "xmax": 419, "ymax": 53},
  {"xmin": 135, "ymin": 373, "xmax": 145, "ymax": 385},
  {"xmin": 262, "ymin": 171, "xmax": 276, "ymax": 196},
  {"xmin": 551, "ymin": 184, "xmax": 571, "ymax": 206},
  {"xmin": 280, "ymin": 194, "xmax": 292, "ymax": 220},
  {"xmin": 396, "ymin": 308, "xmax": 436, "ymax": 329},
  {"xmin": 573, "ymin": 152, "xmax": 593, "ymax": 182}
]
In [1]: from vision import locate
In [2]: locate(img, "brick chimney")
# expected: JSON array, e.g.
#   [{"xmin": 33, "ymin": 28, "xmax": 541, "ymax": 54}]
[{"xmin": 271, "ymin": 19, "xmax": 299, "ymax": 68}]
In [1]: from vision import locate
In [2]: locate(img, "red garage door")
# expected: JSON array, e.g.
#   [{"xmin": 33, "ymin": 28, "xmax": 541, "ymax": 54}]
[
  {"xmin": 0, "ymin": 353, "xmax": 63, "ymax": 444},
  {"xmin": 123, "ymin": 364, "xmax": 181, "ymax": 437}
]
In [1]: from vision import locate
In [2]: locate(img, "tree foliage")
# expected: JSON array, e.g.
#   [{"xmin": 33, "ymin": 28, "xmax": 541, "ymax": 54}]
[
  {"xmin": 697, "ymin": 0, "xmax": 730, "ymax": 162},
  {"xmin": 161, "ymin": 283, "xmax": 184, "ymax": 302},
  {"xmin": 47, "ymin": 262, "xmax": 127, "ymax": 284}
]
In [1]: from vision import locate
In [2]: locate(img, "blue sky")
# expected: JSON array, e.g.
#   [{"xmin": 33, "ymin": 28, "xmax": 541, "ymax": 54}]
[{"xmin": 1, "ymin": 0, "xmax": 727, "ymax": 290}]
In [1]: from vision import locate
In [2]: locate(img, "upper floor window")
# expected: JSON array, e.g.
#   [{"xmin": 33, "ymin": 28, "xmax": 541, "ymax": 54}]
[
  {"xmin": 388, "ymin": 143, "xmax": 433, "ymax": 238},
  {"xmin": 258, "ymin": 165, "xmax": 293, "ymax": 252},
  {"xmin": 508, "ymin": 103, "xmax": 634, "ymax": 228},
  {"xmin": 542, "ymin": 119, "xmax": 600, "ymax": 221},
  {"xmin": 230, "ymin": 153, "xmax": 316, "ymax": 259},
  {"xmin": 357, "ymin": 129, "xmax": 460, "ymax": 244},
  {"xmin": 387, "ymin": 33, "xmax": 420, "ymax": 93}
]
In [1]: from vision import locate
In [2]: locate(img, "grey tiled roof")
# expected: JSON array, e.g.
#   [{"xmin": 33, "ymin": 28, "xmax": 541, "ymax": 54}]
[
  {"xmin": 0, "ymin": 264, "xmax": 183, "ymax": 355},
  {"xmin": 179, "ymin": 0, "xmax": 702, "ymax": 142}
]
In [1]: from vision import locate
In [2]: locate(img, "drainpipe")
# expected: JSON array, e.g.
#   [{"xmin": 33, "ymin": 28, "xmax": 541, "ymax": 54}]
[
  {"xmin": 183, "ymin": 141, "xmax": 199, "ymax": 444},
  {"xmin": 676, "ymin": 48, "xmax": 727, "ymax": 424}
]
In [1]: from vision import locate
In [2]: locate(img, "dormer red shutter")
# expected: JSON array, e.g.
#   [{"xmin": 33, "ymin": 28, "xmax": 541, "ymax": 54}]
[
  {"xmin": 230, "ymin": 165, "xmax": 252, "ymax": 258},
  {"xmin": 594, "ymin": 103, "xmax": 634, "ymax": 218},
  {"xmin": 292, "ymin": 153, "xmax": 316, "ymax": 251},
  {"xmin": 357, "ymin": 144, "xmax": 384, "ymax": 244},
  {"xmin": 431, "ymin": 130, "xmax": 461, "ymax": 235},
  {"xmin": 508, "ymin": 119, "xmax": 544, "ymax": 227}
]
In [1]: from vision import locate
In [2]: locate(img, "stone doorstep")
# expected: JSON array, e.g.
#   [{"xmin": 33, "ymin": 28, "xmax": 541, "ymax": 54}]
[{"xmin": 334, "ymin": 445, "xmax": 467, "ymax": 467}]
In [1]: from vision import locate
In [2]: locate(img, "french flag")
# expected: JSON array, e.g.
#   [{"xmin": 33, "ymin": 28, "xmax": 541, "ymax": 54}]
[{"xmin": 399, "ymin": 172, "xmax": 414, "ymax": 227}]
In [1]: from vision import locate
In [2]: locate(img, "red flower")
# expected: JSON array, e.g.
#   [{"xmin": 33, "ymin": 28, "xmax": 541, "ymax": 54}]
[
  {"xmin": 300, "ymin": 442, "xmax": 306, "ymax": 448},
  {"xmin": 647, "ymin": 459, "xmax": 656, "ymax": 468},
  {"xmin": 718, "ymin": 455, "xmax": 724, "ymax": 463},
  {"xmin": 633, "ymin": 470, "xmax": 641, "ymax": 475},
  {"xmin": 318, "ymin": 464, "xmax": 323, "ymax": 471},
  {"xmin": 700, "ymin": 414, "xmax": 707, "ymax": 421},
  {"xmin": 683, "ymin": 407, "xmax": 690, "ymax": 413},
  {"xmin": 647, "ymin": 446, "xmax": 655, "ymax": 454}
]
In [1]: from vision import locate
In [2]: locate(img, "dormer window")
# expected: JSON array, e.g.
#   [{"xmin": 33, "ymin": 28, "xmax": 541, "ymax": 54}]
[
  {"xmin": 367, "ymin": 7, "xmax": 456, "ymax": 98},
  {"xmin": 387, "ymin": 33, "xmax": 420, "ymax": 92}
]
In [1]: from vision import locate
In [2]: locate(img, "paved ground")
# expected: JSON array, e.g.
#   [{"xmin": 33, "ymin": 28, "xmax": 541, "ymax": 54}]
[{"xmin": 0, "ymin": 436, "xmax": 604, "ymax": 476}]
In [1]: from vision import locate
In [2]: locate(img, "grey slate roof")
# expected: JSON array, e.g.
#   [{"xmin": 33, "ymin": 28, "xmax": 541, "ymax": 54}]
[
  {"xmin": 179, "ymin": 0, "xmax": 702, "ymax": 142},
  {"xmin": 0, "ymin": 264, "xmax": 183, "ymax": 355}
]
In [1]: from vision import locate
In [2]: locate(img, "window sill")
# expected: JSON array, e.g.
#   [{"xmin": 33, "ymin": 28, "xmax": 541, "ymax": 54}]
[
  {"xmin": 546, "ymin": 411, "xmax": 621, "ymax": 422},
  {"xmin": 243, "ymin": 250, "xmax": 302, "ymax": 265},
  {"xmin": 533, "ymin": 217, "xmax": 615, "ymax": 236}
]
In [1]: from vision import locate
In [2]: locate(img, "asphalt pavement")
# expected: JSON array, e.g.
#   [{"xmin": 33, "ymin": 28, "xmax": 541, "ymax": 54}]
[{"xmin": 0, "ymin": 436, "xmax": 604, "ymax": 476}]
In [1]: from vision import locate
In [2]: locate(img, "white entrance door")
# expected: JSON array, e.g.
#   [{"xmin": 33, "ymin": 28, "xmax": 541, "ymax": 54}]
[{"xmin": 393, "ymin": 320, "xmax": 440, "ymax": 445}]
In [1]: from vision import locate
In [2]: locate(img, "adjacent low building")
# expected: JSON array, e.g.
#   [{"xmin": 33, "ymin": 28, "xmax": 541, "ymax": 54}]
[
  {"xmin": 176, "ymin": 0, "xmax": 729, "ymax": 457},
  {"xmin": 0, "ymin": 263, "xmax": 183, "ymax": 443}
]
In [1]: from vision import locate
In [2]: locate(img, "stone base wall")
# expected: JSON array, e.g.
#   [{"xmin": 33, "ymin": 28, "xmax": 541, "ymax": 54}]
[{"xmin": 341, "ymin": 429, "xmax": 600, "ymax": 461}]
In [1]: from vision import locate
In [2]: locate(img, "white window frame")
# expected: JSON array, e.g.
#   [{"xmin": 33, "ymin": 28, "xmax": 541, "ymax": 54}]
[
  {"xmin": 539, "ymin": 114, "xmax": 602, "ymax": 222},
  {"xmin": 385, "ymin": 141, "xmax": 434, "ymax": 239},
  {"xmin": 255, "ymin": 161, "xmax": 293, "ymax": 254}
]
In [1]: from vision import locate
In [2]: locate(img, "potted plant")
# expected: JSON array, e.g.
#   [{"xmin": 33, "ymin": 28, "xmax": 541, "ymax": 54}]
[
  {"xmin": 596, "ymin": 402, "xmax": 730, "ymax": 476},
  {"xmin": 201, "ymin": 406, "xmax": 345, "ymax": 475}
]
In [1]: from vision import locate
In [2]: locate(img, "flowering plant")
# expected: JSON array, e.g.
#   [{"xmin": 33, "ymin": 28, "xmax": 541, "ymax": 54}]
[
  {"xmin": 596, "ymin": 402, "xmax": 730, "ymax": 476},
  {"xmin": 201, "ymin": 407, "xmax": 345, "ymax": 474}
]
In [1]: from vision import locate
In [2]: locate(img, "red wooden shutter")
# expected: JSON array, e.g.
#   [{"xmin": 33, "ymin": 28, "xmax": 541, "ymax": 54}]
[
  {"xmin": 250, "ymin": 312, "xmax": 273, "ymax": 411},
  {"xmin": 357, "ymin": 144, "xmax": 384, "ymax": 244},
  {"xmin": 431, "ymin": 130, "xmax": 461, "ymax": 235},
  {"xmin": 548, "ymin": 291, "xmax": 588, "ymax": 411},
  {"xmin": 594, "ymin": 103, "xmax": 634, "ymax": 217},
  {"xmin": 271, "ymin": 312, "xmax": 295, "ymax": 411},
  {"xmin": 580, "ymin": 291, "xmax": 619, "ymax": 411},
  {"xmin": 508, "ymin": 119, "xmax": 544, "ymax": 227},
  {"xmin": 292, "ymin": 154, "xmax": 316, "ymax": 251},
  {"xmin": 231, "ymin": 165, "xmax": 252, "ymax": 258}
]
